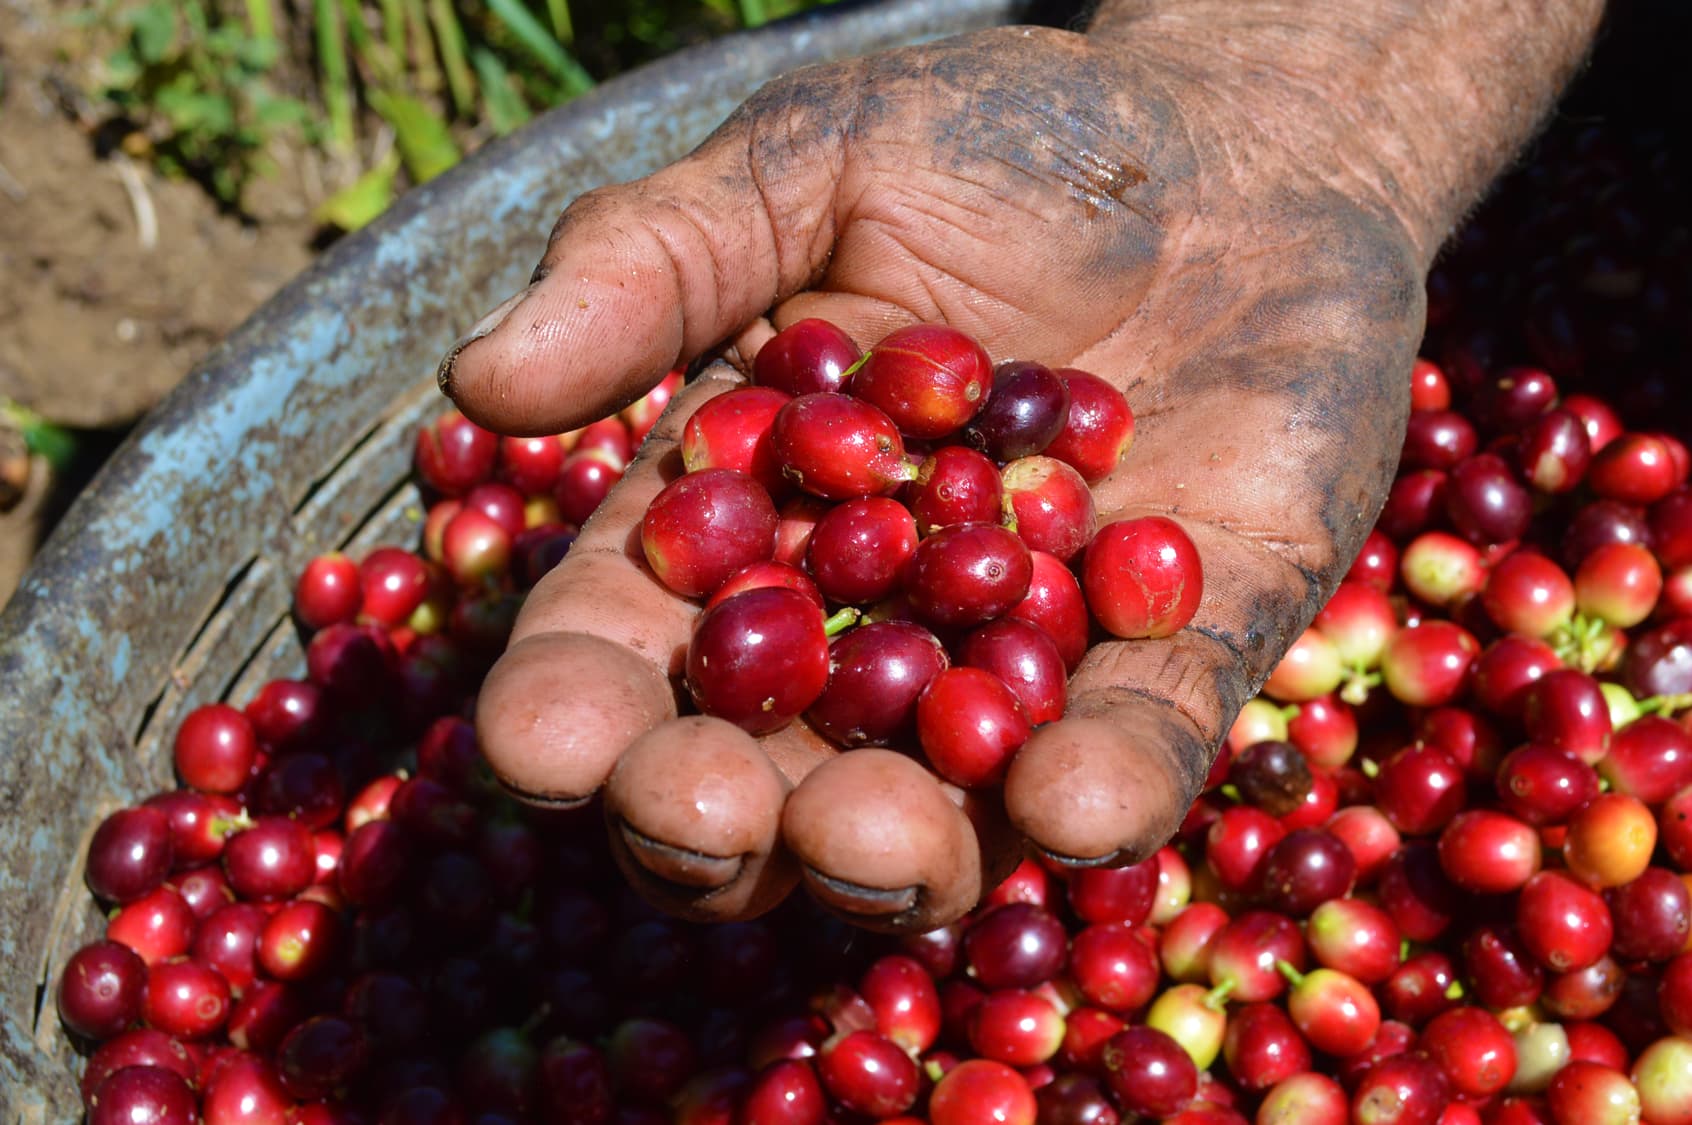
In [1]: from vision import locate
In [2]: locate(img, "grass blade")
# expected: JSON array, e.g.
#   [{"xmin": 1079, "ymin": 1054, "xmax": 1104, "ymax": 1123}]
[
  {"xmin": 470, "ymin": 46, "xmax": 529, "ymax": 135},
  {"xmin": 336, "ymin": 0, "xmax": 373, "ymax": 53},
  {"xmin": 400, "ymin": 0, "xmax": 441, "ymax": 95},
  {"xmin": 545, "ymin": 0, "xmax": 575, "ymax": 44},
  {"xmin": 484, "ymin": 0, "xmax": 594, "ymax": 96},
  {"xmin": 312, "ymin": 0, "xmax": 355, "ymax": 153},
  {"xmin": 369, "ymin": 88, "xmax": 461, "ymax": 182},
  {"xmin": 244, "ymin": 0, "xmax": 275, "ymax": 45},
  {"xmin": 737, "ymin": 0, "xmax": 770, "ymax": 27},
  {"xmin": 378, "ymin": 0, "xmax": 405, "ymax": 59},
  {"xmin": 314, "ymin": 149, "xmax": 401, "ymax": 230},
  {"xmin": 341, "ymin": 0, "xmax": 410, "ymax": 93},
  {"xmin": 425, "ymin": 0, "xmax": 475, "ymax": 116}
]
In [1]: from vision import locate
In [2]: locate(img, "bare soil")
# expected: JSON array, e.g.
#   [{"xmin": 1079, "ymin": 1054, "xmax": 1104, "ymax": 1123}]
[{"xmin": 0, "ymin": 0, "xmax": 319, "ymax": 605}]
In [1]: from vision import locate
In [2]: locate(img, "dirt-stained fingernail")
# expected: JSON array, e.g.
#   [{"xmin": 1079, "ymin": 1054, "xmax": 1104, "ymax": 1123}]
[
  {"xmin": 802, "ymin": 866, "xmax": 920, "ymax": 918},
  {"xmin": 616, "ymin": 819, "xmax": 744, "ymax": 890},
  {"xmin": 1034, "ymin": 843, "xmax": 1128, "ymax": 870},
  {"xmin": 436, "ymin": 287, "xmax": 530, "ymax": 396}
]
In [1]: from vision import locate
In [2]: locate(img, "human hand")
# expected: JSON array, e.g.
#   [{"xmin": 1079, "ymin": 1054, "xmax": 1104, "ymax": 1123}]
[{"xmin": 437, "ymin": 2, "xmax": 1601, "ymax": 930}]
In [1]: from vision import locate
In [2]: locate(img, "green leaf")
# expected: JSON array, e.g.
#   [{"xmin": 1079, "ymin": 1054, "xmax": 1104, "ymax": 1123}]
[
  {"xmin": 426, "ymin": 0, "xmax": 475, "ymax": 117},
  {"xmin": 244, "ymin": 0, "xmax": 277, "ymax": 47},
  {"xmin": 1, "ymin": 401, "xmax": 78, "ymax": 473},
  {"xmin": 470, "ymin": 47, "xmax": 529, "ymax": 135},
  {"xmin": 156, "ymin": 85, "xmax": 235, "ymax": 133},
  {"xmin": 545, "ymin": 0, "xmax": 575, "ymax": 44},
  {"xmin": 368, "ymin": 89, "xmax": 460, "ymax": 182},
  {"xmin": 314, "ymin": 151, "xmax": 401, "ymax": 231},
  {"xmin": 128, "ymin": 1, "xmax": 180, "ymax": 64},
  {"xmin": 484, "ymin": 0, "xmax": 593, "ymax": 96},
  {"xmin": 180, "ymin": 0, "xmax": 209, "ymax": 40},
  {"xmin": 378, "ymin": 0, "xmax": 406, "ymax": 58},
  {"xmin": 103, "ymin": 47, "xmax": 143, "ymax": 89},
  {"xmin": 314, "ymin": 0, "xmax": 355, "ymax": 153},
  {"xmin": 232, "ymin": 35, "xmax": 280, "ymax": 72},
  {"xmin": 253, "ymin": 92, "xmax": 309, "ymax": 129},
  {"xmin": 211, "ymin": 164, "xmax": 241, "ymax": 205}
]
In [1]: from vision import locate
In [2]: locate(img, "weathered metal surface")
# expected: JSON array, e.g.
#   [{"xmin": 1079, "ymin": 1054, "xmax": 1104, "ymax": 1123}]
[{"xmin": 0, "ymin": 0, "xmax": 1043, "ymax": 1116}]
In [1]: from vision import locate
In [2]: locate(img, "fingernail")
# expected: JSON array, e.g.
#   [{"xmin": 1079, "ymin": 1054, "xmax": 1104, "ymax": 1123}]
[
  {"xmin": 617, "ymin": 820, "xmax": 743, "ymax": 890},
  {"xmin": 1034, "ymin": 844, "xmax": 1126, "ymax": 870},
  {"xmin": 801, "ymin": 866, "xmax": 919, "ymax": 917},
  {"xmin": 435, "ymin": 288, "xmax": 530, "ymax": 396},
  {"xmin": 496, "ymin": 776, "xmax": 593, "ymax": 810}
]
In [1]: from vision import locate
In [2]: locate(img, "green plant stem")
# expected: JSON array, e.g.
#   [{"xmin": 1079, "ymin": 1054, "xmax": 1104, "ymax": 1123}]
[
  {"xmin": 738, "ymin": 0, "xmax": 770, "ymax": 27},
  {"xmin": 339, "ymin": 0, "xmax": 393, "ymax": 87},
  {"xmin": 1635, "ymin": 692, "xmax": 1692, "ymax": 718},
  {"xmin": 470, "ymin": 47, "xmax": 529, "ymax": 134},
  {"xmin": 313, "ymin": 0, "xmax": 355, "ymax": 153},
  {"xmin": 545, "ymin": 0, "xmax": 575, "ymax": 44},
  {"xmin": 426, "ymin": 0, "xmax": 475, "ymax": 116},
  {"xmin": 823, "ymin": 607, "xmax": 860, "ymax": 637},
  {"xmin": 400, "ymin": 0, "xmax": 441, "ymax": 96},
  {"xmin": 378, "ymin": 0, "xmax": 406, "ymax": 59},
  {"xmin": 485, "ymin": 0, "xmax": 593, "ymax": 96},
  {"xmin": 244, "ymin": 0, "xmax": 275, "ymax": 44},
  {"xmin": 182, "ymin": 0, "xmax": 213, "ymax": 87}
]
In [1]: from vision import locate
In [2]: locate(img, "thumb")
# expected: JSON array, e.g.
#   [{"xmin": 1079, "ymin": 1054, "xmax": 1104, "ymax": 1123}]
[{"xmin": 437, "ymin": 104, "xmax": 841, "ymax": 436}]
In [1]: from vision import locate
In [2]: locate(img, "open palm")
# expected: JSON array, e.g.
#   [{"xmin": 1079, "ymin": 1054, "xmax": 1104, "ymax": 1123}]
[{"xmin": 442, "ymin": 25, "xmax": 1423, "ymax": 931}]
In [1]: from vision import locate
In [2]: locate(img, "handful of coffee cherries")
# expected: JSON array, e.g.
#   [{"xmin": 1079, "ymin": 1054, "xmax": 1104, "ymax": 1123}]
[{"xmin": 641, "ymin": 318, "xmax": 1202, "ymax": 788}]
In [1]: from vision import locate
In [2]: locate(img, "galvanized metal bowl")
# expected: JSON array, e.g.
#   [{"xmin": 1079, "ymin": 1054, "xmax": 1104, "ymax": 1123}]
[{"xmin": 0, "ymin": 2, "xmax": 1043, "ymax": 1115}]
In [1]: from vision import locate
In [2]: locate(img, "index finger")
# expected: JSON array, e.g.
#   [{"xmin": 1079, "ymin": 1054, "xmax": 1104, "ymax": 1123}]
[{"xmin": 437, "ymin": 77, "xmax": 853, "ymax": 436}]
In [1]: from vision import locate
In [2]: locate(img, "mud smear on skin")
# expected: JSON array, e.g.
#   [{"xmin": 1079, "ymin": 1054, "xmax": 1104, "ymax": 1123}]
[{"xmin": 734, "ymin": 30, "xmax": 1200, "ymax": 294}]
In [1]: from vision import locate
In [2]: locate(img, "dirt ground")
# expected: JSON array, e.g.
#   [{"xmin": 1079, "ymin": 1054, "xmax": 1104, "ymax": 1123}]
[{"xmin": 0, "ymin": 0, "xmax": 321, "ymax": 606}]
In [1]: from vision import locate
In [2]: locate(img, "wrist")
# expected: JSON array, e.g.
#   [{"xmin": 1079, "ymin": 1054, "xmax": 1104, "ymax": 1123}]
[{"xmin": 1086, "ymin": 0, "xmax": 1605, "ymax": 265}]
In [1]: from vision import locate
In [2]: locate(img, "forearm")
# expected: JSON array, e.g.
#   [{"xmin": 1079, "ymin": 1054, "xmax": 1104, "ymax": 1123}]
[{"xmin": 1088, "ymin": 0, "xmax": 1606, "ymax": 264}]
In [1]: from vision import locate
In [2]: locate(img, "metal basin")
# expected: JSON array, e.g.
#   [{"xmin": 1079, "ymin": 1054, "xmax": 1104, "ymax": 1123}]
[{"xmin": 0, "ymin": 2, "xmax": 1040, "ymax": 1115}]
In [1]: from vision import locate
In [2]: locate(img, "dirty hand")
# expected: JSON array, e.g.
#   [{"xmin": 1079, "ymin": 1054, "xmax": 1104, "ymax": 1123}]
[{"xmin": 437, "ymin": 0, "xmax": 1602, "ymax": 930}]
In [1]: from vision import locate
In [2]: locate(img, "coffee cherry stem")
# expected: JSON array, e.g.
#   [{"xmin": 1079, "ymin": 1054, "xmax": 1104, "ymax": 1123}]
[
  {"xmin": 1339, "ymin": 668, "xmax": 1381, "ymax": 707},
  {"xmin": 823, "ymin": 607, "xmax": 862, "ymax": 638},
  {"xmin": 209, "ymin": 812, "xmax": 254, "ymax": 839},
  {"xmin": 1633, "ymin": 691, "xmax": 1692, "ymax": 718},
  {"xmin": 1275, "ymin": 960, "xmax": 1305, "ymax": 988},
  {"xmin": 1549, "ymin": 613, "xmax": 1616, "ymax": 674},
  {"xmin": 1203, "ymin": 978, "xmax": 1237, "ymax": 1011}
]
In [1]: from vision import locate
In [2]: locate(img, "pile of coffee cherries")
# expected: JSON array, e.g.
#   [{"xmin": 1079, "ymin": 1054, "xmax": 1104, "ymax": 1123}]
[
  {"xmin": 643, "ymin": 319, "xmax": 1199, "ymax": 785},
  {"xmin": 52, "ymin": 110, "xmax": 1692, "ymax": 1125}
]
